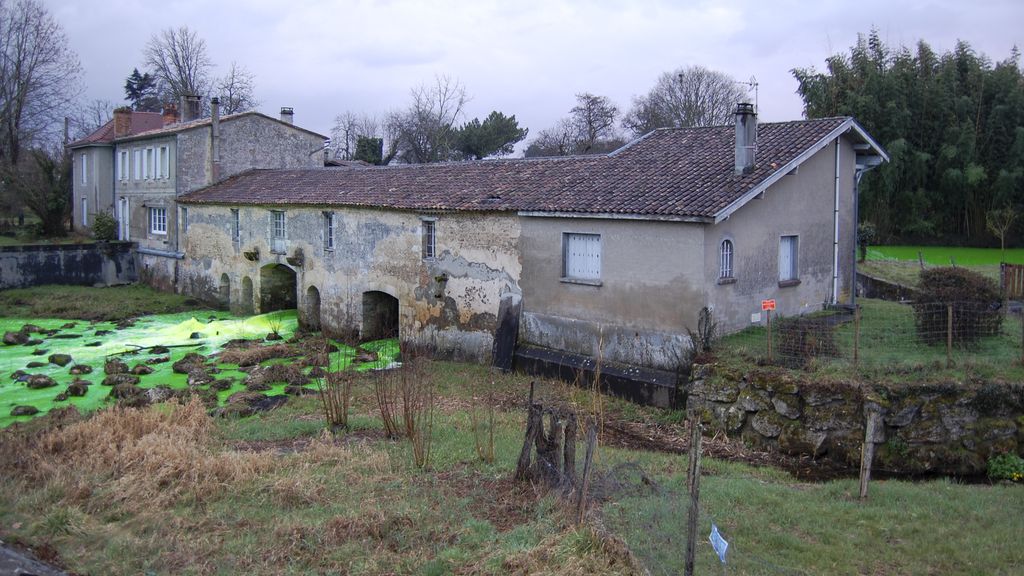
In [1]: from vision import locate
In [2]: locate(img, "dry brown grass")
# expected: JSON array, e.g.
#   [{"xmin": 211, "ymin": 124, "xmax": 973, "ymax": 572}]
[
  {"xmin": 218, "ymin": 343, "xmax": 298, "ymax": 366},
  {"xmin": 2, "ymin": 398, "xmax": 274, "ymax": 509}
]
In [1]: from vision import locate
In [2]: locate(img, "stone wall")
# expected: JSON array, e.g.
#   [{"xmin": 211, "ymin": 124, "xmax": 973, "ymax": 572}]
[
  {"xmin": 0, "ymin": 242, "xmax": 137, "ymax": 289},
  {"xmin": 691, "ymin": 364, "xmax": 1024, "ymax": 476}
]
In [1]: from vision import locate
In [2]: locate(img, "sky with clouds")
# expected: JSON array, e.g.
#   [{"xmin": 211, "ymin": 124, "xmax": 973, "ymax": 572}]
[{"xmin": 46, "ymin": 0, "xmax": 1023, "ymax": 149}]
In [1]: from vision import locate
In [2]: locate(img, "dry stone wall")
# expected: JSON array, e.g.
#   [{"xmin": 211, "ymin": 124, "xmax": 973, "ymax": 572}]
[{"xmin": 691, "ymin": 364, "xmax": 1024, "ymax": 476}]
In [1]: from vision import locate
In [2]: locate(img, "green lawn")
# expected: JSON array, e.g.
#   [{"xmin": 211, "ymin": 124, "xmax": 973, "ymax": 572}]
[{"xmin": 867, "ymin": 245, "xmax": 1024, "ymax": 265}]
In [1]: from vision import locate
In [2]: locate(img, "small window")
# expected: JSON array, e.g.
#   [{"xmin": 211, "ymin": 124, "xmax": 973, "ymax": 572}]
[
  {"xmin": 133, "ymin": 149, "xmax": 142, "ymax": 180},
  {"xmin": 80, "ymin": 153, "xmax": 88, "ymax": 184},
  {"xmin": 421, "ymin": 219, "xmax": 435, "ymax": 259},
  {"xmin": 323, "ymin": 212, "xmax": 335, "ymax": 251},
  {"xmin": 159, "ymin": 145, "xmax": 169, "ymax": 178},
  {"xmin": 563, "ymin": 232, "xmax": 601, "ymax": 281},
  {"xmin": 779, "ymin": 235, "xmax": 799, "ymax": 283},
  {"xmin": 719, "ymin": 239, "xmax": 734, "ymax": 279},
  {"xmin": 271, "ymin": 210, "xmax": 286, "ymax": 253},
  {"xmin": 230, "ymin": 209, "xmax": 240, "ymax": 244},
  {"xmin": 81, "ymin": 197, "xmax": 88, "ymax": 227},
  {"xmin": 118, "ymin": 150, "xmax": 129, "ymax": 180},
  {"xmin": 149, "ymin": 207, "xmax": 167, "ymax": 235}
]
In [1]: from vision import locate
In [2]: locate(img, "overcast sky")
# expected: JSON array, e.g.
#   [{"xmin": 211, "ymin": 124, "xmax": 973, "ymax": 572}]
[{"xmin": 47, "ymin": 0, "xmax": 1023, "ymax": 148}]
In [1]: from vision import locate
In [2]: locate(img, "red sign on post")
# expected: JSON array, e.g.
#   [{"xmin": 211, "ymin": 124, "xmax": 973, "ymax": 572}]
[{"xmin": 761, "ymin": 299, "xmax": 776, "ymax": 311}]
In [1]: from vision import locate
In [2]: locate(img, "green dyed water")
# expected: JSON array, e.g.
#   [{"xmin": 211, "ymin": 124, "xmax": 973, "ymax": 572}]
[{"xmin": 1, "ymin": 310, "xmax": 399, "ymax": 428}]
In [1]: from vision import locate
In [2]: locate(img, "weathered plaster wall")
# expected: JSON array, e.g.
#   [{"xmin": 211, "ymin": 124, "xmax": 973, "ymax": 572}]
[
  {"xmin": 704, "ymin": 139, "xmax": 856, "ymax": 334},
  {"xmin": 180, "ymin": 205, "xmax": 521, "ymax": 361},
  {"xmin": 0, "ymin": 243, "xmax": 136, "ymax": 289},
  {"xmin": 518, "ymin": 217, "xmax": 705, "ymax": 371},
  {"xmin": 692, "ymin": 365, "xmax": 1024, "ymax": 476}
]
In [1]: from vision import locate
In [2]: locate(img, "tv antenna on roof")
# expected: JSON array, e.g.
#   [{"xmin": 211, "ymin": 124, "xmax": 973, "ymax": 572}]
[{"xmin": 736, "ymin": 76, "xmax": 759, "ymax": 113}]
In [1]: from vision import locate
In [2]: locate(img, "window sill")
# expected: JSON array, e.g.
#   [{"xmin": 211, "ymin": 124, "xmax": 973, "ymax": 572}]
[
  {"xmin": 778, "ymin": 279, "xmax": 801, "ymax": 288},
  {"xmin": 561, "ymin": 277, "xmax": 602, "ymax": 287},
  {"xmin": 717, "ymin": 277, "xmax": 736, "ymax": 285}
]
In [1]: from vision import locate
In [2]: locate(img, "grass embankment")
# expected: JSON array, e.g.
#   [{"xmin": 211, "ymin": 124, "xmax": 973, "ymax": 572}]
[
  {"xmin": 0, "ymin": 284, "xmax": 206, "ymax": 321},
  {"xmin": 1, "ymin": 362, "xmax": 1021, "ymax": 575},
  {"xmin": 861, "ymin": 245, "xmax": 1023, "ymax": 288}
]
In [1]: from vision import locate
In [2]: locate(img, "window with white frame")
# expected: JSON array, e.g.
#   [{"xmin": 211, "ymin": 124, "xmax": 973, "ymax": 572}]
[
  {"xmin": 133, "ymin": 149, "xmax": 142, "ymax": 180},
  {"xmin": 80, "ymin": 153, "xmax": 88, "ymax": 184},
  {"xmin": 118, "ymin": 150, "xmax": 129, "ymax": 180},
  {"xmin": 149, "ymin": 207, "xmax": 167, "ymax": 235},
  {"xmin": 159, "ymin": 145, "xmax": 169, "ymax": 178},
  {"xmin": 720, "ymin": 239, "xmax": 734, "ymax": 279},
  {"xmin": 230, "ymin": 209, "xmax": 240, "ymax": 244},
  {"xmin": 323, "ymin": 211, "xmax": 335, "ymax": 251},
  {"xmin": 81, "ymin": 197, "xmax": 88, "ymax": 227},
  {"xmin": 421, "ymin": 219, "xmax": 435, "ymax": 259},
  {"xmin": 145, "ymin": 148, "xmax": 154, "ymax": 179},
  {"xmin": 563, "ymin": 232, "xmax": 601, "ymax": 281},
  {"xmin": 271, "ymin": 210, "xmax": 286, "ymax": 252},
  {"xmin": 779, "ymin": 235, "xmax": 799, "ymax": 283}
]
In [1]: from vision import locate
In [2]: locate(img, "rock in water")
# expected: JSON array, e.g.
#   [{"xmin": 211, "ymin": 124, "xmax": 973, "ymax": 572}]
[
  {"xmin": 69, "ymin": 364, "xmax": 93, "ymax": 375},
  {"xmin": 131, "ymin": 364, "xmax": 155, "ymax": 375},
  {"xmin": 48, "ymin": 353, "xmax": 73, "ymax": 367},
  {"xmin": 3, "ymin": 331, "xmax": 28, "ymax": 345},
  {"xmin": 105, "ymin": 359, "xmax": 129, "ymax": 374},
  {"xmin": 25, "ymin": 374, "xmax": 57, "ymax": 389},
  {"xmin": 66, "ymin": 381, "xmax": 89, "ymax": 397},
  {"xmin": 11, "ymin": 405, "xmax": 39, "ymax": 416},
  {"xmin": 102, "ymin": 374, "xmax": 140, "ymax": 387}
]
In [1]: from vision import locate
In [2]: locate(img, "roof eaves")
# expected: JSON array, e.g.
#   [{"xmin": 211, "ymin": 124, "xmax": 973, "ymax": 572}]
[
  {"xmin": 518, "ymin": 210, "xmax": 712, "ymax": 223},
  {"xmin": 713, "ymin": 118, "xmax": 856, "ymax": 224}
]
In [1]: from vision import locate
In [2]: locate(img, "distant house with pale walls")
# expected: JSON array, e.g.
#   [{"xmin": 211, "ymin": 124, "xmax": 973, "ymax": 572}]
[{"xmin": 67, "ymin": 97, "xmax": 327, "ymax": 290}]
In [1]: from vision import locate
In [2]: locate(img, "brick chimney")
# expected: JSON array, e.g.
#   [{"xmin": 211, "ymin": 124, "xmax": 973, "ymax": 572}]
[
  {"xmin": 180, "ymin": 94, "xmax": 201, "ymax": 122},
  {"xmin": 162, "ymin": 103, "xmax": 179, "ymax": 126},
  {"xmin": 113, "ymin": 108, "xmax": 132, "ymax": 138},
  {"xmin": 280, "ymin": 107, "xmax": 294, "ymax": 124},
  {"xmin": 734, "ymin": 102, "xmax": 757, "ymax": 176}
]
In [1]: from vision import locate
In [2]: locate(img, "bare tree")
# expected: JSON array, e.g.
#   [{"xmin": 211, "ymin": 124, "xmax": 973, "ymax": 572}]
[
  {"xmin": 331, "ymin": 111, "xmax": 380, "ymax": 160},
  {"xmin": 389, "ymin": 75, "xmax": 468, "ymax": 163},
  {"xmin": 3, "ymin": 145, "xmax": 71, "ymax": 235},
  {"xmin": 986, "ymin": 206, "xmax": 1017, "ymax": 262},
  {"xmin": 525, "ymin": 93, "xmax": 624, "ymax": 157},
  {"xmin": 623, "ymin": 65, "xmax": 748, "ymax": 137},
  {"xmin": 0, "ymin": 0, "xmax": 82, "ymax": 165},
  {"xmin": 571, "ymin": 93, "xmax": 619, "ymax": 153},
  {"xmin": 215, "ymin": 61, "xmax": 258, "ymax": 114},
  {"xmin": 144, "ymin": 26, "xmax": 212, "ymax": 102},
  {"xmin": 67, "ymin": 99, "xmax": 116, "ymax": 141}
]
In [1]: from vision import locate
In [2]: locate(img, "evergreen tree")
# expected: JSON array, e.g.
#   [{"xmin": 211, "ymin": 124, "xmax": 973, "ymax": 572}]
[{"xmin": 124, "ymin": 68, "xmax": 161, "ymax": 112}]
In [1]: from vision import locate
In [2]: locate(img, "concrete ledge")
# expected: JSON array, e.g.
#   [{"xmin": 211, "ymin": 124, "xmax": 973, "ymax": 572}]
[
  {"xmin": 0, "ymin": 242, "xmax": 137, "ymax": 289},
  {"xmin": 512, "ymin": 344, "xmax": 682, "ymax": 408}
]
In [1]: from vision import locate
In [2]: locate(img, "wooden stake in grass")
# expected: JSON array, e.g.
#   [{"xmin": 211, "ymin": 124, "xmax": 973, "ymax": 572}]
[
  {"xmin": 947, "ymin": 304, "xmax": 954, "ymax": 368},
  {"xmin": 853, "ymin": 305, "xmax": 861, "ymax": 369},
  {"xmin": 472, "ymin": 380, "xmax": 496, "ymax": 464},
  {"xmin": 859, "ymin": 409, "xmax": 880, "ymax": 500},
  {"xmin": 684, "ymin": 413, "xmax": 703, "ymax": 576}
]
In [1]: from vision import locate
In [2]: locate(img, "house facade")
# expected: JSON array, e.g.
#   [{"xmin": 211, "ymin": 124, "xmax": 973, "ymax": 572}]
[
  {"xmin": 177, "ymin": 107, "xmax": 886, "ymax": 369},
  {"xmin": 68, "ymin": 101, "xmax": 328, "ymax": 290}
]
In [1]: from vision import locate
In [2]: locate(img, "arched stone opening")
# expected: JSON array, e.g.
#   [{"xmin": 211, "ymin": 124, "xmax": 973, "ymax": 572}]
[
  {"xmin": 302, "ymin": 285, "xmax": 322, "ymax": 331},
  {"xmin": 219, "ymin": 274, "xmax": 230, "ymax": 309},
  {"xmin": 362, "ymin": 290, "xmax": 399, "ymax": 341},
  {"xmin": 259, "ymin": 264, "xmax": 297, "ymax": 313},
  {"xmin": 240, "ymin": 276, "xmax": 255, "ymax": 315}
]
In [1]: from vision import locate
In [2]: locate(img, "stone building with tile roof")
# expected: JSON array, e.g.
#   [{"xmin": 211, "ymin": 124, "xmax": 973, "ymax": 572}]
[
  {"xmin": 68, "ymin": 101, "xmax": 328, "ymax": 291},
  {"xmin": 178, "ymin": 106, "xmax": 885, "ymax": 394}
]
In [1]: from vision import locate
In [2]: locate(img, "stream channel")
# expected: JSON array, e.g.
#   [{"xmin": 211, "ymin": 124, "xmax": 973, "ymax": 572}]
[{"xmin": 1, "ymin": 310, "xmax": 399, "ymax": 428}]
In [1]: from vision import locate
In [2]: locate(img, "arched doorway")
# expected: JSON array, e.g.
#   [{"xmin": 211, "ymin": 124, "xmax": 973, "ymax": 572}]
[
  {"xmin": 219, "ymin": 274, "xmax": 230, "ymax": 309},
  {"xmin": 259, "ymin": 264, "xmax": 297, "ymax": 313},
  {"xmin": 303, "ymin": 285, "xmax": 321, "ymax": 331},
  {"xmin": 362, "ymin": 291, "xmax": 399, "ymax": 340},
  {"xmin": 240, "ymin": 276, "xmax": 255, "ymax": 315}
]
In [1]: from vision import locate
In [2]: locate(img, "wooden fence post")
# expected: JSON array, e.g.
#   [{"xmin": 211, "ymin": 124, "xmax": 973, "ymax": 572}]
[
  {"xmin": 766, "ymin": 309, "xmax": 773, "ymax": 363},
  {"xmin": 575, "ymin": 419, "xmax": 597, "ymax": 524},
  {"xmin": 946, "ymin": 304, "xmax": 953, "ymax": 368},
  {"xmin": 684, "ymin": 413, "xmax": 703, "ymax": 576},
  {"xmin": 859, "ymin": 409, "xmax": 880, "ymax": 500}
]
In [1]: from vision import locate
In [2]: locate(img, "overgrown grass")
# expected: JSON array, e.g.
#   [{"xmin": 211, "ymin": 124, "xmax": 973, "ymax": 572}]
[
  {"xmin": 1, "ymin": 361, "xmax": 1021, "ymax": 575},
  {"xmin": 0, "ymin": 284, "xmax": 210, "ymax": 321}
]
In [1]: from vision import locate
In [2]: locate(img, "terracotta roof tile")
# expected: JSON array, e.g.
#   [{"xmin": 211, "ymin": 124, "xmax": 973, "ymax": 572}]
[
  {"xmin": 179, "ymin": 117, "xmax": 852, "ymax": 219},
  {"xmin": 67, "ymin": 112, "xmax": 165, "ymax": 147}
]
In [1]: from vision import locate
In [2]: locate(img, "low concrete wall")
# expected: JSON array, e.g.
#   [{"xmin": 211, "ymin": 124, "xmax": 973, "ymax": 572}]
[
  {"xmin": 691, "ymin": 365, "xmax": 1024, "ymax": 476},
  {"xmin": 856, "ymin": 271, "xmax": 919, "ymax": 301},
  {"xmin": 0, "ymin": 242, "xmax": 137, "ymax": 289}
]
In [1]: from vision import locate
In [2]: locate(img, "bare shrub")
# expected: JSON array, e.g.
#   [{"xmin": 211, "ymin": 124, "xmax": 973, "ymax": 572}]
[
  {"xmin": 373, "ymin": 365, "xmax": 402, "ymax": 438},
  {"xmin": 400, "ymin": 354, "xmax": 434, "ymax": 469},
  {"xmin": 315, "ymin": 369, "xmax": 354, "ymax": 432},
  {"xmin": 471, "ymin": 380, "xmax": 496, "ymax": 464}
]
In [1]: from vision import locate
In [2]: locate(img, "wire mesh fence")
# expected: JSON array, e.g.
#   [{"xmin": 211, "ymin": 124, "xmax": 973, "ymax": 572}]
[{"xmin": 724, "ymin": 300, "xmax": 1024, "ymax": 374}]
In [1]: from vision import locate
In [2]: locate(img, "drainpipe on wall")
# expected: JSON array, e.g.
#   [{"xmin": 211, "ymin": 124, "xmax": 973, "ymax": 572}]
[
  {"xmin": 211, "ymin": 96, "xmax": 221, "ymax": 184},
  {"xmin": 832, "ymin": 137, "xmax": 841, "ymax": 306}
]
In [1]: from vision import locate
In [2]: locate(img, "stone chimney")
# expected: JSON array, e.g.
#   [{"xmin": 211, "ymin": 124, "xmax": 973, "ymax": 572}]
[
  {"xmin": 113, "ymin": 108, "xmax": 132, "ymax": 138},
  {"xmin": 180, "ymin": 94, "xmax": 201, "ymax": 122},
  {"xmin": 734, "ymin": 102, "xmax": 757, "ymax": 175},
  {"xmin": 162, "ymin": 103, "xmax": 179, "ymax": 126},
  {"xmin": 211, "ymin": 97, "xmax": 221, "ymax": 182},
  {"xmin": 280, "ymin": 107, "xmax": 294, "ymax": 124}
]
